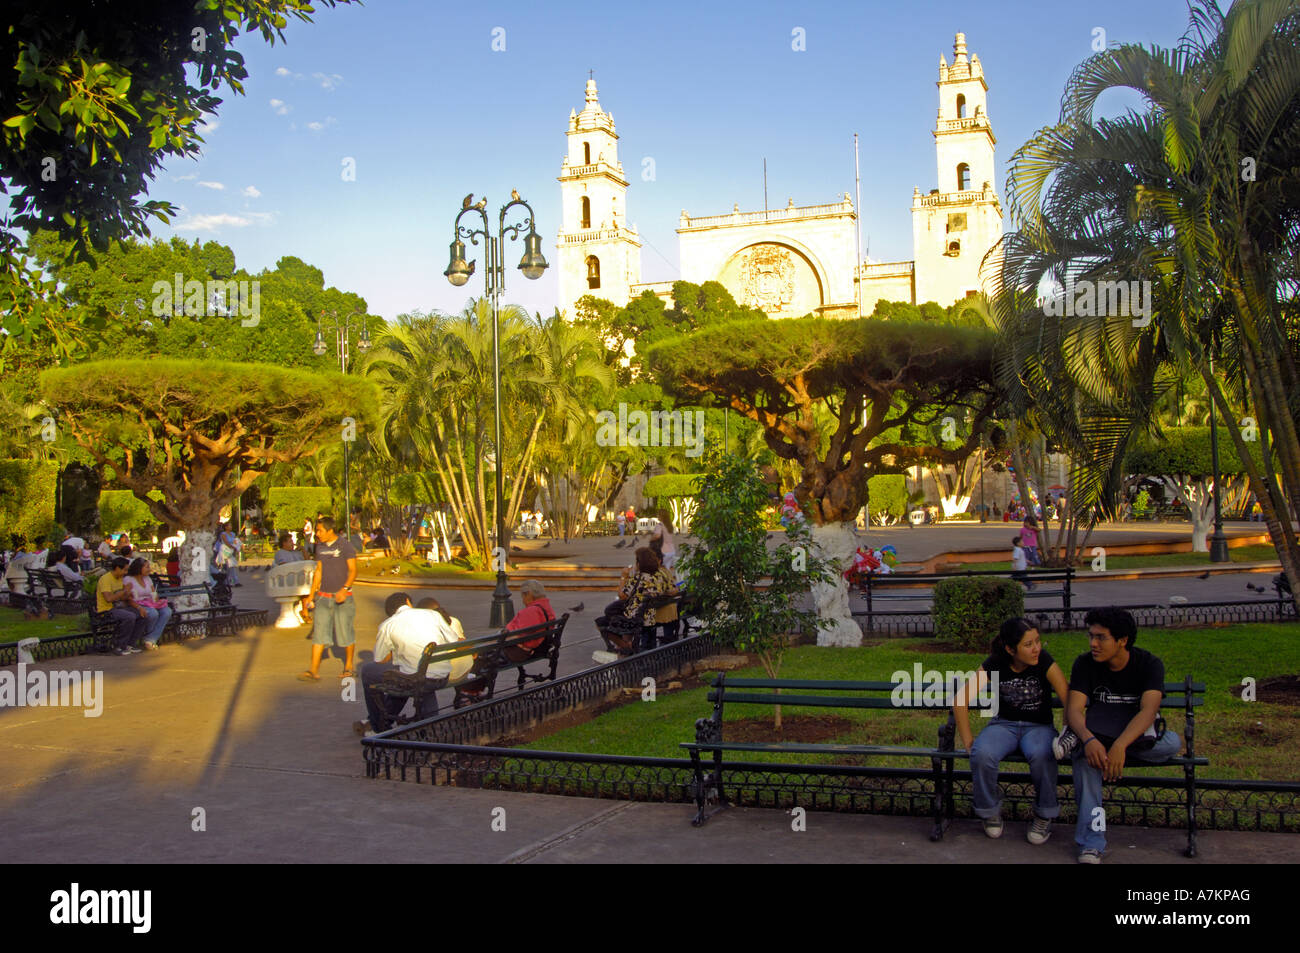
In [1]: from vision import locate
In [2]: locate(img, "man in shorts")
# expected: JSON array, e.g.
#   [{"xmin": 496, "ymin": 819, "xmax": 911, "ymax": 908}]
[{"xmin": 299, "ymin": 516, "xmax": 357, "ymax": 681}]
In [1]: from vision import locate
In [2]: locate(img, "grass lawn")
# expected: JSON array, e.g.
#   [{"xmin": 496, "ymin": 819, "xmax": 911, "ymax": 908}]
[
  {"xmin": 519, "ymin": 623, "xmax": 1300, "ymax": 782},
  {"xmin": 971, "ymin": 544, "xmax": 1280, "ymax": 573},
  {"xmin": 0, "ymin": 607, "xmax": 88, "ymax": 642},
  {"xmin": 359, "ymin": 556, "xmax": 496, "ymax": 581}
]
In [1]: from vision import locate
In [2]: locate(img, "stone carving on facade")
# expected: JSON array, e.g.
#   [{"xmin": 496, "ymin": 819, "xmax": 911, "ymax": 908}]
[{"xmin": 739, "ymin": 244, "xmax": 797, "ymax": 315}]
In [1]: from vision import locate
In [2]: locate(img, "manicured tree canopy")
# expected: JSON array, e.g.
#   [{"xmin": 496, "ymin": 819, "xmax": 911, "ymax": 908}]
[
  {"xmin": 40, "ymin": 359, "xmax": 377, "ymax": 534},
  {"xmin": 1126, "ymin": 427, "xmax": 1261, "ymax": 478},
  {"xmin": 646, "ymin": 317, "xmax": 1000, "ymax": 523}
]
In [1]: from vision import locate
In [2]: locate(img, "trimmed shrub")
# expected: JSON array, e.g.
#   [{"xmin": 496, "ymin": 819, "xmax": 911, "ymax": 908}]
[
  {"xmin": 265, "ymin": 486, "xmax": 333, "ymax": 532},
  {"xmin": 0, "ymin": 459, "xmax": 59, "ymax": 543},
  {"xmin": 643, "ymin": 473, "xmax": 704, "ymax": 499},
  {"xmin": 98, "ymin": 489, "xmax": 163, "ymax": 536},
  {"xmin": 933, "ymin": 576, "xmax": 1025, "ymax": 651},
  {"xmin": 866, "ymin": 474, "xmax": 907, "ymax": 521}
]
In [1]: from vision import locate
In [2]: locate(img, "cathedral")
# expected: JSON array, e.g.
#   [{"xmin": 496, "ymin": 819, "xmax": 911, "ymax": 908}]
[{"xmin": 556, "ymin": 32, "xmax": 1003, "ymax": 319}]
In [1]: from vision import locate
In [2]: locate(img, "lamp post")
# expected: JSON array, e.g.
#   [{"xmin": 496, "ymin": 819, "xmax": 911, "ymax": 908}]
[
  {"xmin": 1207, "ymin": 355, "xmax": 1229, "ymax": 562},
  {"xmin": 313, "ymin": 309, "xmax": 371, "ymax": 547},
  {"xmin": 444, "ymin": 192, "xmax": 548, "ymax": 627}
]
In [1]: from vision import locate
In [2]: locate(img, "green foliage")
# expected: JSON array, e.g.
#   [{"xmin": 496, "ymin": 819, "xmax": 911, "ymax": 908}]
[
  {"xmin": 1127, "ymin": 427, "xmax": 1261, "ymax": 479},
  {"xmin": 932, "ymin": 577, "xmax": 1025, "ymax": 651},
  {"xmin": 264, "ymin": 487, "xmax": 333, "ymax": 532},
  {"xmin": 1133, "ymin": 489, "xmax": 1152, "ymax": 519},
  {"xmin": 98, "ymin": 489, "xmax": 163, "ymax": 536},
  {"xmin": 0, "ymin": 2, "xmax": 355, "ymax": 352},
  {"xmin": 679, "ymin": 454, "xmax": 831, "ymax": 678},
  {"xmin": 389, "ymin": 472, "xmax": 441, "ymax": 506},
  {"xmin": 866, "ymin": 474, "xmax": 908, "ymax": 520},
  {"xmin": 643, "ymin": 473, "xmax": 704, "ymax": 499},
  {"xmin": 0, "ymin": 458, "xmax": 58, "ymax": 542}
]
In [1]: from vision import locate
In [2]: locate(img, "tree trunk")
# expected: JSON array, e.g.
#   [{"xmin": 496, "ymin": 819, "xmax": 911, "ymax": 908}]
[
  {"xmin": 177, "ymin": 529, "xmax": 215, "ymax": 610},
  {"xmin": 808, "ymin": 522, "xmax": 862, "ymax": 647}
]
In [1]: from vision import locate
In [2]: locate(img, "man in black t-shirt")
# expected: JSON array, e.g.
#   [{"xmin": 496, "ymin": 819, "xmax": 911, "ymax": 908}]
[
  {"xmin": 298, "ymin": 517, "xmax": 358, "ymax": 681},
  {"xmin": 1067, "ymin": 607, "xmax": 1181, "ymax": 863}
]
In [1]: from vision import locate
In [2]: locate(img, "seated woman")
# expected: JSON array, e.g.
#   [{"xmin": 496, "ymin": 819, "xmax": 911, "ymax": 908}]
[
  {"xmin": 50, "ymin": 545, "xmax": 85, "ymax": 586},
  {"xmin": 952, "ymin": 617, "xmax": 1069, "ymax": 845},
  {"xmin": 596, "ymin": 547, "xmax": 674, "ymax": 653},
  {"xmin": 123, "ymin": 557, "xmax": 172, "ymax": 651},
  {"xmin": 649, "ymin": 511, "xmax": 678, "ymax": 571}
]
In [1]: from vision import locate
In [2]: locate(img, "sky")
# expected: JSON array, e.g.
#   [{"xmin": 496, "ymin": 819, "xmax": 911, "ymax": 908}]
[{"xmin": 152, "ymin": 0, "xmax": 1196, "ymax": 323}]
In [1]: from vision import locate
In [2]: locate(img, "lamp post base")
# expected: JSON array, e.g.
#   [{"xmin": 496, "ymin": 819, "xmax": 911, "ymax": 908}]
[
  {"xmin": 490, "ymin": 571, "xmax": 515, "ymax": 628},
  {"xmin": 1209, "ymin": 531, "xmax": 1230, "ymax": 563}
]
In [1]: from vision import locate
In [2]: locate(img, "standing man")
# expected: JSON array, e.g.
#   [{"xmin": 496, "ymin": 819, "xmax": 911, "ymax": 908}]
[
  {"xmin": 298, "ymin": 516, "xmax": 357, "ymax": 681},
  {"xmin": 1060, "ymin": 607, "xmax": 1181, "ymax": 864}
]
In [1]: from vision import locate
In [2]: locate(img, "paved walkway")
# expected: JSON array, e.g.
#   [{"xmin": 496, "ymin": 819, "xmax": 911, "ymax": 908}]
[{"xmin": 0, "ymin": 524, "xmax": 1292, "ymax": 863}]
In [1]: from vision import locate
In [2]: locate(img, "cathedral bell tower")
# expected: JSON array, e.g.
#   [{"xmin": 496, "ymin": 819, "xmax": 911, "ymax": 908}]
[
  {"xmin": 911, "ymin": 32, "xmax": 1002, "ymax": 305},
  {"xmin": 556, "ymin": 78, "xmax": 642, "ymax": 318}
]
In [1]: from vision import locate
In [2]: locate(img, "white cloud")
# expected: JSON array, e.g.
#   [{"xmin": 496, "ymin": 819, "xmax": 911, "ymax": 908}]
[
  {"xmin": 313, "ymin": 72, "xmax": 344, "ymax": 90},
  {"xmin": 242, "ymin": 186, "xmax": 261, "ymax": 198},
  {"xmin": 269, "ymin": 98, "xmax": 290, "ymax": 115},
  {"xmin": 171, "ymin": 173, "xmax": 198, "ymax": 181},
  {"xmin": 306, "ymin": 116, "xmax": 337, "ymax": 132},
  {"xmin": 198, "ymin": 119, "xmax": 219, "ymax": 134},
  {"xmin": 174, "ymin": 211, "xmax": 276, "ymax": 232},
  {"xmin": 275, "ymin": 66, "xmax": 291, "ymax": 76},
  {"xmin": 196, "ymin": 181, "xmax": 225, "ymax": 190}
]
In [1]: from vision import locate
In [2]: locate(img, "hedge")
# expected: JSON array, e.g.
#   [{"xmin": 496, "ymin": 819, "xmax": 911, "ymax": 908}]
[
  {"xmin": 933, "ymin": 576, "xmax": 1025, "ymax": 652},
  {"xmin": 98, "ymin": 489, "xmax": 163, "ymax": 536},
  {"xmin": 265, "ymin": 487, "xmax": 333, "ymax": 532},
  {"xmin": 0, "ymin": 459, "xmax": 59, "ymax": 544},
  {"xmin": 643, "ymin": 473, "xmax": 704, "ymax": 498},
  {"xmin": 867, "ymin": 474, "xmax": 908, "ymax": 520}
]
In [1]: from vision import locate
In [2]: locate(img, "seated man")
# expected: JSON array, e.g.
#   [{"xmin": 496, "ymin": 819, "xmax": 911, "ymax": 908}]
[
  {"xmin": 96, "ymin": 556, "xmax": 148, "ymax": 655},
  {"xmin": 456, "ymin": 581, "xmax": 556, "ymax": 705},
  {"xmin": 1062, "ymin": 606, "xmax": 1181, "ymax": 864},
  {"xmin": 356, "ymin": 592, "xmax": 469, "ymax": 734}
]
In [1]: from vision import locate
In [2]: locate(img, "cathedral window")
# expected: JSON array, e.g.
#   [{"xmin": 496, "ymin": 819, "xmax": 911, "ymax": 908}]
[
  {"xmin": 946, "ymin": 240, "xmax": 961, "ymax": 257},
  {"xmin": 581, "ymin": 196, "xmax": 591, "ymax": 229},
  {"xmin": 956, "ymin": 94, "xmax": 966, "ymax": 118},
  {"xmin": 957, "ymin": 163, "xmax": 971, "ymax": 191},
  {"xmin": 586, "ymin": 255, "xmax": 601, "ymax": 289},
  {"xmin": 584, "ymin": 142, "xmax": 591, "ymax": 165}
]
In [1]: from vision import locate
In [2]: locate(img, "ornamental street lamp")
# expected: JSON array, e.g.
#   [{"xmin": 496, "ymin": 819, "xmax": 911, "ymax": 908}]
[
  {"xmin": 313, "ymin": 309, "xmax": 370, "ymax": 545},
  {"xmin": 445, "ymin": 191, "xmax": 548, "ymax": 627}
]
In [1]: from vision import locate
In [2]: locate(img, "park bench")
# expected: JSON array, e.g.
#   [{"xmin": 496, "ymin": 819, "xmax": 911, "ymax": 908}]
[
  {"xmin": 24, "ymin": 567, "xmax": 91, "ymax": 614},
  {"xmin": 855, "ymin": 567, "xmax": 1075, "ymax": 629},
  {"xmin": 681, "ymin": 674, "xmax": 951, "ymax": 828},
  {"xmin": 368, "ymin": 614, "xmax": 569, "ymax": 723},
  {"xmin": 595, "ymin": 592, "xmax": 693, "ymax": 655},
  {"xmin": 934, "ymin": 676, "xmax": 1208, "ymax": 856}
]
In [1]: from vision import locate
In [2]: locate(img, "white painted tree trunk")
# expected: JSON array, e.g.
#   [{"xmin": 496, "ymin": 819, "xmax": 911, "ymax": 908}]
[
  {"xmin": 809, "ymin": 522, "xmax": 863, "ymax": 647},
  {"xmin": 939, "ymin": 495, "xmax": 972, "ymax": 519},
  {"xmin": 1162, "ymin": 476, "xmax": 1213, "ymax": 553},
  {"xmin": 177, "ymin": 529, "xmax": 215, "ymax": 610}
]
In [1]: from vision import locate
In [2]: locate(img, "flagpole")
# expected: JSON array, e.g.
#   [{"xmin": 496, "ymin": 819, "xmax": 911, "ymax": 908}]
[{"xmin": 854, "ymin": 133, "xmax": 863, "ymax": 318}]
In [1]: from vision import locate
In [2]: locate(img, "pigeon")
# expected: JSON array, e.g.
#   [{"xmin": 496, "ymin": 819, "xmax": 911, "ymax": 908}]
[
  {"xmin": 1197, "ymin": 571, "xmax": 1211, "ymax": 579},
  {"xmin": 614, "ymin": 539, "xmax": 627, "ymax": 548},
  {"xmin": 510, "ymin": 545, "xmax": 523, "ymax": 553},
  {"xmin": 1247, "ymin": 583, "xmax": 1266, "ymax": 593},
  {"xmin": 543, "ymin": 541, "xmax": 551, "ymax": 548},
  {"xmin": 567, "ymin": 602, "xmax": 585, "ymax": 613},
  {"xmin": 511, "ymin": 189, "xmax": 520, "ymax": 201},
  {"xmin": 462, "ymin": 193, "xmax": 474, "ymax": 209}
]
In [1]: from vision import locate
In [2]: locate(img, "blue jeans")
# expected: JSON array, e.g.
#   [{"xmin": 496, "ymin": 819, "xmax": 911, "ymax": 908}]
[
  {"xmin": 1072, "ymin": 729, "xmax": 1182, "ymax": 852},
  {"xmin": 142, "ymin": 606, "xmax": 172, "ymax": 645},
  {"xmin": 970, "ymin": 719, "xmax": 1059, "ymax": 819}
]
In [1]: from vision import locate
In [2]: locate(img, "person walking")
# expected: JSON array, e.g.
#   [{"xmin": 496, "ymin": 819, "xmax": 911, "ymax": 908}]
[{"xmin": 298, "ymin": 516, "xmax": 357, "ymax": 681}]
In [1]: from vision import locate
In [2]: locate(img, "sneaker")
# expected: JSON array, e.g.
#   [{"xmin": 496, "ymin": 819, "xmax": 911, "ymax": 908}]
[
  {"xmin": 1027, "ymin": 815, "xmax": 1052, "ymax": 845},
  {"xmin": 124, "ymin": 645, "xmax": 143, "ymax": 654},
  {"xmin": 1077, "ymin": 848, "xmax": 1103, "ymax": 864},
  {"xmin": 113, "ymin": 647, "xmax": 130, "ymax": 656},
  {"xmin": 352, "ymin": 720, "xmax": 371, "ymax": 736},
  {"xmin": 1053, "ymin": 728, "xmax": 1079, "ymax": 760},
  {"xmin": 982, "ymin": 816, "xmax": 1004, "ymax": 839},
  {"xmin": 142, "ymin": 641, "xmax": 160, "ymax": 651}
]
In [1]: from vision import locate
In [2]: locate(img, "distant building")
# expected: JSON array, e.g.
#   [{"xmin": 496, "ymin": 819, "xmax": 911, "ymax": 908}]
[{"xmin": 556, "ymin": 32, "xmax": 1003, "ymax": 318}]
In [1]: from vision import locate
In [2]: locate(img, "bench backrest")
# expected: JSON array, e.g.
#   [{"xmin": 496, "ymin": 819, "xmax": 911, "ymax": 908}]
[
  {"xmin": 265, "ymin": 559, "xmax": 316, "ymax": 598},
  {"xmin": 413, "ymin": 613, "xmax": 570, "ymax": 677},
  {"xmin": 866, "ymin": 567, "xmax": 1076, "ymax": 586}
]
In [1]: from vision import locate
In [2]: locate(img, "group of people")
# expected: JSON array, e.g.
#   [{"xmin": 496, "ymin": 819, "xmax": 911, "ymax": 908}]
[
  {"xmin": 596, "ymin": 516, "xmax": 680, "ymax": 651},
  {"xmin": 93, "ymin": 555, "xmax": 177, "ymax": 654},
  {"xmin": 953, "ymin": 606, "xmax": 1180, "ymax": 863},
  {"xmin": 3, "ymin": 532, "xmax": 141, "ymax": 600}
]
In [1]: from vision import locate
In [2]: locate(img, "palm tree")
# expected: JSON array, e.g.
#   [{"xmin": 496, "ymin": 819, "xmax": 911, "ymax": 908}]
[{"xmin": 994, "ymin": 0, "xmax": 1300, "ymax": 599}]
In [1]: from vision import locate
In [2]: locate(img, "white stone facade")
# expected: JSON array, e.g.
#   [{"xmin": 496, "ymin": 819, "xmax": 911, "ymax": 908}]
[{"xmin": 557, "ymin": 32, "xmax": 1002, "ymax": 319}]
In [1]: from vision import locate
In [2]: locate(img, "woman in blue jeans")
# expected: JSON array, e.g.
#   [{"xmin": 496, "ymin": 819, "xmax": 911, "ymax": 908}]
[{"xmin": 953, "ymin": 617, "xmax": 1070, "ymax": 844}]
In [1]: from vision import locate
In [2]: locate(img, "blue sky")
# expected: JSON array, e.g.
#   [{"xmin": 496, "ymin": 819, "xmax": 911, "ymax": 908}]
[{"xmin": 154, "ymin": 0, "xmax": 1194, "ymax": 322}]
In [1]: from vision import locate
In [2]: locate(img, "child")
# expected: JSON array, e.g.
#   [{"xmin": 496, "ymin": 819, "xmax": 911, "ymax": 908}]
[
  {"xmin": 1011, "ymin": 537, "xmax": 1034, "ymax": 590},
  {"xmin": 1019, "ymin": 516, "xmax": 1041, "ymax": 566}
]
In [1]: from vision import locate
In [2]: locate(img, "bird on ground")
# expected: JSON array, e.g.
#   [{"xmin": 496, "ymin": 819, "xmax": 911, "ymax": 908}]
[
  {"xmin": 462, "ymin": 193, "xmax": 473, "ymax": 209},
  {"xmin": 511, "ymin": 189, "xmax": 520, "ymax": 201},
  {"xmin": 614, "ymin": 539, "xmax": 626, "ymax": 548},
  {"xmin": 543, "ymin": 541, "xmax": 551, "ymax": 548},
  {"xmin": 1247, "ymin": 583, "xmax": 1267, "ymax": 593},
  {"xmin": 567, "ymin": 602, "xmax": 585, "ymax": 613},
  {"xmin": 1197, "ymin": 571, "xmax": 1211, "ymax": 580}
]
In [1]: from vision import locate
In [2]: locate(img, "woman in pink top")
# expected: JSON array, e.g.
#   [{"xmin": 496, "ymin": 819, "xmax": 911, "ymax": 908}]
[
  {"xmin": 1019, "ymin": 517, "xmax": 1041, "ymax": 566},
  {"xmin": 124, "ymin": 557, "xmax": 172, "ymax": 650}
]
